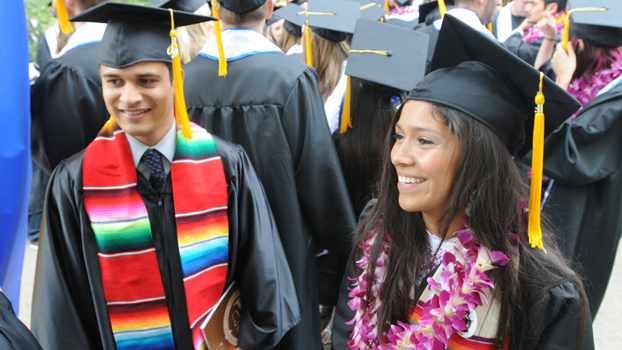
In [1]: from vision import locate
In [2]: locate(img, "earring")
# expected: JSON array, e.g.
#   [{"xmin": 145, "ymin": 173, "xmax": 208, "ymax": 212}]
[{"xmin": 465, "ymin": 191, "xmax": 476, "ymax": 217}]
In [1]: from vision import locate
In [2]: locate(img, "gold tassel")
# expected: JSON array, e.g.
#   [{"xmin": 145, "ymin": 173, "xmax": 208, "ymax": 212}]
[
  {"xmin": 384, "ymin": 0, "xmax": 389, "ymax": 11},
  {"xmin": 168, "ymin": 9, "xmax": 193, "ymax": 140},
  {"xmin": 340, "ymin": 75, "xmax": 352, "ymax": 133},
  {"xmin": 487, "ymin": 22, "xmax": 492, "ymax": 33},
  {"xmin": 211, "ymin": 0, "xmax": 228, "ymax": 77},
  {"xmin": 305, "ymin": 20, "xmax": 313, "ymax": 67},
  {"xmin": 528, "ymin": 72, "xmax": 545, "ymax": 252},
  {"xmin": 56, "ymin": 0, "xmax": 74, "ymax": 34},
  {"xmin": 438, "ymin": 0, "xmax": 447, "ymax": 18},
  {"xmin": 562, "ymin": 7, "xmax": 606, "ymax": 52}
]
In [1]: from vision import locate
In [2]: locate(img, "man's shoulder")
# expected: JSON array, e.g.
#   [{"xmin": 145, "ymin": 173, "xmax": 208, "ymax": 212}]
[
  {"xmin": 49, "ymin": 150, "xmax": 86, "ymax": 188},
  {"xmin": 41, "ymin": 43, "xmax": 102, "ymax": 85}
]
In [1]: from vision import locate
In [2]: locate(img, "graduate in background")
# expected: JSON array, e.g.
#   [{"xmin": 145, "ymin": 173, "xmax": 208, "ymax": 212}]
[
  {"xmin": 304, "ymin": 0, "xmax": 360, "ymax": 133},
  {"xmin": 31, "ymin": 4, "xmax": 300, "ymax": 350},
  {"xmin": 272, "ymin": 3, "xmax": 305, "ymax": 59},
  {"xmin": 491, "ymin": 0, "xmax": 530, "ymax": 41},
  {"xmin": 183, "ymin": 0, "xmax": 357, "ymax": 348},
  {"xmin": 149, "ymin": 0, "xmax": 215, "ymax": 65},
  {"xmin": 30, "ymin": 0, "xmax": 111, "ymax": 175},
  {"xmin": 532, "ymin": 0, "xmax": 622, "ymax": 318}
]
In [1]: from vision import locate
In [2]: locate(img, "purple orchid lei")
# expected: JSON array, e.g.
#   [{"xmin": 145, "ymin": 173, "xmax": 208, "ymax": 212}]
[
  {"xmin": 522, "ymin": 11, "xmax": 566, "ymax": 44},
  {"xmin": 567, "ymin": 50, "xmax": 622, "ymax": 119},
  {"xmin": 346, "ymin": 220, "xmax": 511, "ymax": 350}
]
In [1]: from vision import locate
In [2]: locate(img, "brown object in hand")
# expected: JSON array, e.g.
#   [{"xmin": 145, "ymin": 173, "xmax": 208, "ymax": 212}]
[{"xmin": 201, "ymin": 282, "xmax": 241, "ymax": 350}]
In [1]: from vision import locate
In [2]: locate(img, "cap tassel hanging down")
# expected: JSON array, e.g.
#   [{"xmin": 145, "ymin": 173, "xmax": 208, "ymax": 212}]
[
  {"xmin": 562, "ymin": 7, "xmax": 607, "ymax": 51},
  {"xmin": 438, "ymin": 0, "xmax": 447, "ymax": 18},
  {"xmin": 305, "ymin": 18, "xmax": 313, "ymax": 66},
  {"xmin": 340, "ymin": 49, "xmax": 391, "ymax": 133},
  {"xmin": 211, "ymin": 0, "xmax": 228, "ymax": 77},
  {"xmin": 168, "ymin": 9, "xmax": 193, "ymax": 140},
  {"xmin": 528, "ymin": 72, "xmax": 546, "ymax": 252},
  {"xmin": 384, "ymin": 0, "xmax": 389, "ymax": 12},
  {"xmin": 56, "ymin": 0, "xmax": 74, "ymax": 34}
]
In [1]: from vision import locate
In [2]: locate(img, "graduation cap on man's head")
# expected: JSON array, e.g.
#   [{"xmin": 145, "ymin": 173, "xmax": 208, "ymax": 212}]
[
  {"xmin": 148, "ymin": 0, "xmax": 208, "ymax": 13},
  {"xmin": 563, "ymin": 0, "xmax": 622, "ymax": 49},
  {"xmin": 307, "ymin": 0, "xmax": 361, "ymax": 42},
  {"xmin": 409, "ymin": 14, "xmax": 581, "ymax": 251},
  {"xmin": 418, "ymin": 0, "xmax": 454, "ymax": 24},
  {"xmin": 273, "ymin": 3, "xmax": 306, "ymax": 36},
  {"xmin": 217, "ymin": 0, "xmax": 267, "ymax": 13},
  {"xmin": 352, "ymin": 0, "xmax": 387, "ymax": 21},
  {"xmin": 71, "ymin": 2, "xmax": 215, "ymax": 139},
  {"xmin": 340, "ymin": 18, "xmax": 428, "ymax": 133}
]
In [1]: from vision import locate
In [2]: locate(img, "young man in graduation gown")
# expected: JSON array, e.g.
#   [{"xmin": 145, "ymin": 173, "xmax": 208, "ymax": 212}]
[
  {"xmin": 183, "ymin": 1, "xmax": 357, "ymax": 349},
  {"xmin": 31, "ymin": 4, "xmax": 300, "ymax": 350},
  {"xmin": 30, "ymin": 0, "xmax": 111, "ymax": 175},
  {"xmin": 416, "ymin": 0, "xmax": 498, "ymax": 73},
  {"xmin": 491, "ymin": 0, "xmax": 530, "ymax": 41}
]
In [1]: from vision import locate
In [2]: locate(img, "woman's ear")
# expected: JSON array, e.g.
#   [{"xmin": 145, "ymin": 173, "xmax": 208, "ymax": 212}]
[{"xmin": 577, "ymin": 39, "xmax": 585, "ymax": 54}]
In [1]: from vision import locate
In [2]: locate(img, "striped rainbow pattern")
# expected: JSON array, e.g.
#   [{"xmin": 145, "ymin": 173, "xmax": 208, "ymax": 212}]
[
  {"xmin": 83, "ymin": 120, "xmax": 229, "ymax": 350},
  {"xmin": 172, "ymin": 123, "xmax": 229, "ymax": 350}
]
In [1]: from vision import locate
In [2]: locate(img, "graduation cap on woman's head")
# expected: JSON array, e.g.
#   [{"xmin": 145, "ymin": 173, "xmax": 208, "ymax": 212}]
[
  {"xmin": 408, "ymin": 14, "xmax": 581, "ymax": 251},
  {"xmin": 273, "ymin": 3, "xmax": 306, "ymax": 36},
  {"xmin": 148, "ymin": 0, "xmax": 208, "ymax": 13},
  {"xmin": 353, "ymin": 0, "xmax": 388, "ymax": 21},
  {"xmin": 70, "ymin": 2, "xmax": 215, "ymax": 139},
  {"xmin": 306, "ymin": 0, "xmax": 361, "ymax": 41},
  {"xmin": 340, "ymin": 18, "xmax": 429, "ymax": 133},
  {"xmin": 562, "ymin": 0, "xmax": 622, "ymax": 49}
]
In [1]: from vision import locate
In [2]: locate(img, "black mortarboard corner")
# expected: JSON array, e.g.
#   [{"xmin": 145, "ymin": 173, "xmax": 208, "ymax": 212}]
[
  {"xmin": 217, "ymin": 0, "xmax": 267, "ymax": 13},
  {"xmin": 148, "ymin": 0, "xmax": 207, "ymax": 13},
  {"xmin": 409, "ymin": 14, "xmax": 581, "ymax": 251},
  {"xmin": 71, "ymin": 2, "xmax": 215, "ymax": 139},
  {"xmin": 71, "ymin": 2, "xmax": 215, "ymax": 69},
  {"xmin": 353, "ymin": 0, "xmax": 387, "ymax": 21},
  {"xmin": 418, "ymin": 0, "xmax": 454, "ymax": 25},
  {"xmin": 307, "ymin": 0, "xmax": 361, "ymax": 42},
  {"xmin": 340, "ymin": 18, "xmax": 428, "ymax": 133},
  {"xmin": 565, "ymin": 0, "xmax": 622, "ymax": 48},
  {"xmin": 395, "ymin": 0, "xmax": 410, "ymax": 6},
  {"xmin": 274, "ymin": 3, "xmax": 306, "ymax": 36}
]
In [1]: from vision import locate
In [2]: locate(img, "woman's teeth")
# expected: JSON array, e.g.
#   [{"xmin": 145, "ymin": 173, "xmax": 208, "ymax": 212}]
[{"xmin": 398, "ymin": 176, "xmax": 425, "ymax": 184}]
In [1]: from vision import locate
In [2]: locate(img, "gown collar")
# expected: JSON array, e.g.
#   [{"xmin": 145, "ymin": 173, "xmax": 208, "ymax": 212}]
[
  {"xmin": 57, "ymin": 22, "xmax": 107, "ymax": 57},
  {"xmin": 198, "ymin": 27, "xmax": 283, "ymax": 62},
  {"xmin": 433, "ymin": 8, "xmax": 494, "ymax": 39}
]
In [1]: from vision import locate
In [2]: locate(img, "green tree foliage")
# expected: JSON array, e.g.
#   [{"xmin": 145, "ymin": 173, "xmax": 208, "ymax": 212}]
[{"xmin": 25, "ymin": 0, "xmax": 150, "ymax": 62}]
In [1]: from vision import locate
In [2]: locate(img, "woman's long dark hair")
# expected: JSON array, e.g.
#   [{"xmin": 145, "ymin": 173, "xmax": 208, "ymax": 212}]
[
  {"xmin": 354, "ymin": 101, "xmax": 589, "ymax": 348},
  {"xmin": 338, "ymin": 78, "xmax": 401, "ymax": 216},
  {"xmin": 571, "ymin": 36, "xmax": 622, "ymax": 81}
]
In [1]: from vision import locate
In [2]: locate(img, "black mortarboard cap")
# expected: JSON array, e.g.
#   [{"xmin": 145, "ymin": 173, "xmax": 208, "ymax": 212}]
[
  {"xmin": 71, "ymin": 2, "xmax": 215, "ymax": 69},
  {"xmin": 148, "ymin": 0, "xmax": 207, "ymax": 13},
  {"xmin": 409, "ymin": 14, "xmax": 580, "ymax": 157},
  {"xmin": 274, "ymin": 3, "xmax": 306, "ymax": 36},
  {"xmin": 307, "ymin": 0, "xmax": 361, "ymax": 42},
  {"xmin": 386, "ymin": 17, "xmax": 419, "ymax": 29},
  {"xmin": 418, "ymin": 0, "xmax": 454, "ymax": 25},
  {"xmin": 395, "ymin": 0, "xmax": 410, "ymax": 6},
  {"xmin": 218, "ymin": 0, "xmax": 267, "ymax": 13},
  {"xmin": 567, "ymin": 0, "xmax": 622, "ymax": 48},
  {"xmin": 353, "ymin": 0, "xmax": 387, "ymax": 21},
  {"xmin": 347, "ymin": 18, "xmax": 428, "ymax": 91}
]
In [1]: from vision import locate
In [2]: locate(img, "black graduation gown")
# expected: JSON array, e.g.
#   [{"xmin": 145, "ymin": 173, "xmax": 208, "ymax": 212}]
[
  {"xmin": 35, "ymin": 33, "xmax": 52, "ymax": 69},
  {"xmin": 504, "ymin": 32, "xmax": 561, "ymax": 67},
  {"xmin": 331, "ymin": 200, "xmax": 594, "ymax": 350},
  {"xmin": 183, "ymin": 53, "xmax": 357, "ymax": 350},
  {"xmin": 0, "ymin": 292, "xmax": 43, "ymax": 350},
  {"xmin": 537, "ymin": 82, "xmax": 622, "ymax": 317},
  {"xmin": 30, "ymin": 43, "xmax": 109, "ymax": 175},
  {"xmin": 31, "ymin": 137, "xmax": 301, "ymax": 350}
]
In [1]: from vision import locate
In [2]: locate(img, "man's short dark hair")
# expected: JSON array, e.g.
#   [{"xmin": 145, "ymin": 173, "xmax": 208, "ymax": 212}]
[
  {"xmin": 80, "ymin": 0, "xmax": 109, "ymax": 10},
  {"xmin": 545, "ymin": 0, "xmax": 567, "ymax": 13},
  {"xmin": 219, "ymin": 2, "xmax": 269, "ymax": 26}
]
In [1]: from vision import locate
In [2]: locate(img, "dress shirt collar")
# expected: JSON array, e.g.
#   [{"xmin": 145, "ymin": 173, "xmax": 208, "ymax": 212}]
[{"xmin": 125, "ymin": 120, "xmax": 177, "ymax": 168}]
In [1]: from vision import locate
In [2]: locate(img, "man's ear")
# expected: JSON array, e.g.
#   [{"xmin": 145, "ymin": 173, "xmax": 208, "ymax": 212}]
[
  {"xmin": 181, "ymin": 68, "xmax": 185, "ymax": 82},
  {"xmin": 265, "ymin": 0, "xmax": 274, "ymax": 19},
  {"xmin": 546, "ymin": 2, "xmax": 558, "ymax": 13}
]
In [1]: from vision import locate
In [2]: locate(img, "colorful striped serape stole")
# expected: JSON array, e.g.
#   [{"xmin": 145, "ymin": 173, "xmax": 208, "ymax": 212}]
[{"xmin": 83, "ymin": 119, "xmax": 229, "ymax": 350}]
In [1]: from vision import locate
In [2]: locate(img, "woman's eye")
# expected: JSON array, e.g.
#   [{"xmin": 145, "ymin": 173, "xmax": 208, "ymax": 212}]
[
  {"xmin": 393, "ymin": 134, "xmax": 405, "ymax": 142},
  {"xmin": 418, "ymin": 137, "xmax": 434, "ymax": 145}
]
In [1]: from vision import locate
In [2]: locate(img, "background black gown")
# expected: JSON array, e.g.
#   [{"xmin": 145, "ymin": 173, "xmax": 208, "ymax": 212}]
[
  {"xmin": 0, "ymin": 292, "xmax": 43, "ymax": 350},
  {"xmin": 184, "ymin": 53, "xmax": 357, "ymax": 349},
  {"xmin": 31, "ymin": 137, "xmax": 301, "ymax": 350},
  {"xmin": 539, "ymin": 82, "xmax": 622, "ymax": 317},
  {"xmin": 30, "ymin": 43, "xmax": 109, "ymax": 175}
]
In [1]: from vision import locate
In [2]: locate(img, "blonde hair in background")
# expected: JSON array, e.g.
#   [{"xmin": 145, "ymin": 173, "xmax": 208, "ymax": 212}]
[
  {"xmin": 177, "ymin": 3, "xmax": 215, "ymax": 65},
  {"xmin": 279, "ymin": 26, "xmax": 301, "ymax": 53},
  {"xmin": 303, "ymin": 31, "xmax": 349, "ymax": 102}
]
